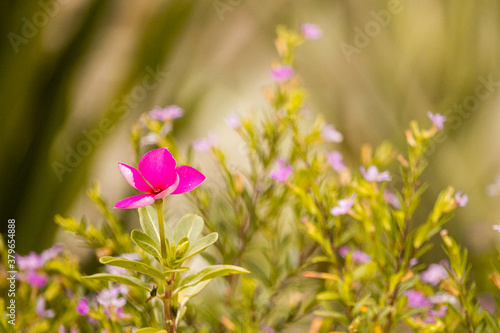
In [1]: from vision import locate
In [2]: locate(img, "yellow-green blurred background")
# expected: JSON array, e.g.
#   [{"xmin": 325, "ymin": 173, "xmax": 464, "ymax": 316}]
[{"xmin": 2, "ymin": 0, "xmax": 500, "ymax": 294}]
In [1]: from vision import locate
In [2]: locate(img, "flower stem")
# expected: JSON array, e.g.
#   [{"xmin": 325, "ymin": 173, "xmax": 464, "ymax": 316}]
[{"xmin": 155, "ymin": 199, "xmax": 167, "ymax": 261}]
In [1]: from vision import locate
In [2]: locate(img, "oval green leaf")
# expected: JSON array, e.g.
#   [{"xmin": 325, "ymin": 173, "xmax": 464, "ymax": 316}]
[{"xmin": 100, "ymin": 256, "xmax": 164, "ymax": 281}]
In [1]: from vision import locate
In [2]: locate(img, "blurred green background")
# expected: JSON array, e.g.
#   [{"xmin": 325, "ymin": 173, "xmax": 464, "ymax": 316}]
[{"xmin": 1, "ymin": 0, "xmax": 500, "ymax": 295}]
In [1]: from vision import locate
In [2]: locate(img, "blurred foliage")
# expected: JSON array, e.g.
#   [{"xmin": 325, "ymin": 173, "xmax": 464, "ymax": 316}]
[{"xmin": 1, "ymin": 0, "xmax": 500, "ymax": 310}]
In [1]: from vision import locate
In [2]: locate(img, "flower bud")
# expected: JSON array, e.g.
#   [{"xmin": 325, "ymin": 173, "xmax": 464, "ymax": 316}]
[{"xmin": 175, "ymin": 240, "xmax": 190, "ymax": 259}]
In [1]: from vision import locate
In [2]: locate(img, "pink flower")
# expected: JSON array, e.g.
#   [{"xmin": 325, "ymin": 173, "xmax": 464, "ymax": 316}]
[
  {"xmin": 405, "ymin": 290, "xmax": 432, "ymax": 308},
  {"xmin": 326, "ymin": 151, "xmax": 346, "ymax": 172},
  {"xmin": 383, "ymin": 189, "xmax": 401, "ymax": 209},
  {"xmin": 360, "ymin": 165, "xmax": 391, "ymax": 182},
  {"xmin": 454, "ymin": 191, "xmax": 468, "ymax": 207},
  {"xmin": 300, "ymin": 24, "xmax": 322, "ymax": 39},
  {"xmin": 338, "ymin": 246, "xmax": 350, "ymax": 257},
  {"xmin": 427, "ymin": 111, "xmax": 446, "ymax": 131},
  {"xmin": 270, "ymin": 65, "xmax": 294, "ymax": 82},
  {"xmin": 97, "ymin": 287, "xmax": 126, "ymax": 309},
  {"xmin": 115, "ymin": 148, "xmax": 205, "ymax": 209},
  {"xmin": 225, "ymin": 113, "xmax": 241, "ymax": 130},
  {"xmin": 27, "ymin": 271, "xmax": 48, "ymax": 288},
  {"xmin": 339, "ymin": 246, "xmax": 371, "ymax": 263},
  {"xmin": 149, "ymin": 105, "xmax": 184, "ymax": 121},
  {"xmin": 494, "ymin": 224, "xmax": 500, "ymax": 232},
  {"xmin": 270, "ymin": 159, "xmax": 292, "ymax": 183},
  {"xmin": 330, "ymin": 194, "xmax": 356, "ymax": 216},
  {"xmin": 321, "ymin": 124, "xmax": 343, "ymax": 143},
  {"xmin": 260, "ymin": 324, "xmax": 277, "ymax": 333},
  {"xmin": 193, "ymin": 134, "xmax": 217, "ymax": 152},
  {"xmin": 36, "ymin": 296, "xmax": 55, "ymax": 318},
  {"xmin": 76, "ymin": 299, "xmax": 89, "ymax": 316},
  {"xmin": 421, "ymin": 263, "xmax": 448, "ymax": 286},
  {"xmin": 16, "ymin": 244, "xmax": 63, "ymax": 272},
  {"xmin": 409, "ymin": 258, "xmax": 419, "ymax": 267},
  {"xmin": 16, "ymin": 252, "xmax": 43, "ymax": 271}
]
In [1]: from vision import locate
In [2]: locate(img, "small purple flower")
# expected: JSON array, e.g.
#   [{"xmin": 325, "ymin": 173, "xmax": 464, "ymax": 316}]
[
  {"xmin": 429, "ymin": 305, "xmax": 448, "ymax": 318},
  {"xmin": 270, "ymin": 159, "xmax": 292, "ymax": 183},
  {"xmin": 405, "ymin": 290, "xmax": 432, "ymax": 308},
  {"xmin": 149, "ymin": 105, "xmax": 184, "ymax": 121},
  {"xmin": 352, "ymin": 250, "xmax": 371, "ymax": 263},
  {"xmin": 193, "ymin": 134, "xmax": 217, "ymax": 152},
  {"xmin": 35, "ymin": 296, "xmax": 55, "ymax": 318},
  {"xmin": 421, "ymin": 263, "xmax": 448, "ymax": 286},
  {"xmin": 338, "ymin": 246, "xmax": 371, "ymax": 263},
  {"xmin": 427, "ymin": 111, "xmax": 446, "ymax": 131},
  {"xmin": 409, "ymin": 258, "xmax": 419, "ymax": 267},
  {"xmin": 76, "ymin": 299, "xmax": 89, "ymax": 316},
  {"xmin": 26, "ymin": 271, "xmax": 48, "ymax": 288},
  {"xmin": 225, "ymin": 113, "xmax": 241, "ymax": 130},
  {"xmin": 454, "ymin": 191, "xmax": 468, "ymax": 207},
  {"xmin": 383, "ymin": 189, "xmax": 401, "ymax": 209},
  {"xmin": 16, "ymin": 252, "xmax": 43, "ymax": 271},
  {"xmin": 300, "ymin": 24, "xmax": 322, "ymax": 40},
  {"xmin": 330, "ymin": 194, "xmax": 356, "ymax": 216},
  {"xmin": 16, "ymin": 244, "xmax": 63, "ymax": 272},
  {"xmin": 360, "ymin": 165, "xmax": 391, "ymax": 182},
  {"xmin": 338, "ymin": 246, "xmax": 350, "ymax": 257},
  {"xmin": 97, "ymin": 287, "xmax": 127, "ymax": 309},
  {"xmin": 270, "ymin": 65, "xmax": 294, "ymax": 82},
  {"xmin": 321, "ymin": 124, "xmax": 343, "ymax": 143},
  {"xmin": 40, "ymin": 243, "xmax": 63, "ymax": 263},
  {"xmin": 260, "ymin": 324, "xmax": 277, "ymax": 333},
  {"xmin": 326, "ymin": 151, "xmax": 346, "ymax": 172}
]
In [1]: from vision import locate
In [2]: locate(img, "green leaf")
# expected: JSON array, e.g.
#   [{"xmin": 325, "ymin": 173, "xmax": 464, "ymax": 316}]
[
  {"xmin": 174, "ymin": 265, "xmax": 249, "ymax": 294},
  {"xmin": 179, "ymin": 279, "xmax": 211, "ymax": 306},
  {"xmin": 174, "ymin": 214, "xmax": 204, "ymax": 244},
  {"xmin": 82, "ymin": 273, "xmax": 150, "ymax": 292},
  {"xmin": 138, "ymin": 206, "xmax": 161, "ymax": 245},
  {"xmin": 134, "ymin": 328, "xmax": 167, "ymax": 333},
  {"xmin": 131, "ymin": 229, "xmax": 162, "ymax": 262},
  {"xmin": 139, "ymin": 206, "xmax": 174, "ymax": 244},
  {"xmin": 177, "ymin": 232, "xmax": 218, "ymax": 262},
  {"xmin": 162, "ymin": 267, "xmax": 189, "ymax": 276},
  {"xmin": 100, "ymin": 256, "xmax": 164, "ymax": 281}
]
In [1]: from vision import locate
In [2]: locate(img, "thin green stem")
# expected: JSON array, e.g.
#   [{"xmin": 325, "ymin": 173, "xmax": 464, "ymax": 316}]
[{"xmin": 155, "ymin": 199, "xmax": 167, "ymax": 261}]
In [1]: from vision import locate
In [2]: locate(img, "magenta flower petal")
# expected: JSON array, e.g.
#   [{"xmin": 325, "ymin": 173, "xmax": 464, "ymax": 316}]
[
  {"xmin": 301, "ymin": 24, "xmax": 322, "ymax": 39},
  {"xmin": 270, "ymin": 65, "xmax": 294, "ymax": 82},
  {"xmin": 114, "ymin": 194, "xmax": 155, "ymax": 209},
  {"xmin": 172, "ymin": 166, "xmax": 206, "ymax": 195},
  {"xmin": 76, "ymin": 299, "xmax": 89, "ymax": 316},
  {"xmin": 118, "ymin": 163, "xmax": 152, "ymax": 192},
  {"xmin": 138, "ymin": 148, "xmax": 177, "ymax": 189},
  {"xmin": 154, "ymin": 175, "xmax": 180, "ymax": 199}
]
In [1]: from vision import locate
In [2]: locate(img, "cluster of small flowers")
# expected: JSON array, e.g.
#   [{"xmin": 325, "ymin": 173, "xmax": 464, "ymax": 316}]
[
  {"xmin": 76, "ymin": 284, "xmax": 131, "ymax": 321},
  {"xmin": 141, "ymin": 105, "xmax": 184, "ymax": 146},
  {"xmin": 16, "ymin": 243, "xmax": 63, "ymax": 288},
  {"xmin": 405, "ymin": 262, "xmax": 454, "ymax": 324}
]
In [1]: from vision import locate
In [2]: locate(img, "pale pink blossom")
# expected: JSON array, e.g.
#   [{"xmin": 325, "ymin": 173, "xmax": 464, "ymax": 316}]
[
  {"xmin": 270, "ymin": 159, "xmax": 292, "ymax": 183},
  {"xmin": 326, "ymin": 151, "xmax": 346, "ymax": 172},
  {"xmin": 300, "ymin": 24, "xmax": 322, "ymax": 39},
  {"xmin": 427, "ymin": 111, "xmax": 446, "ymax": 131}
]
